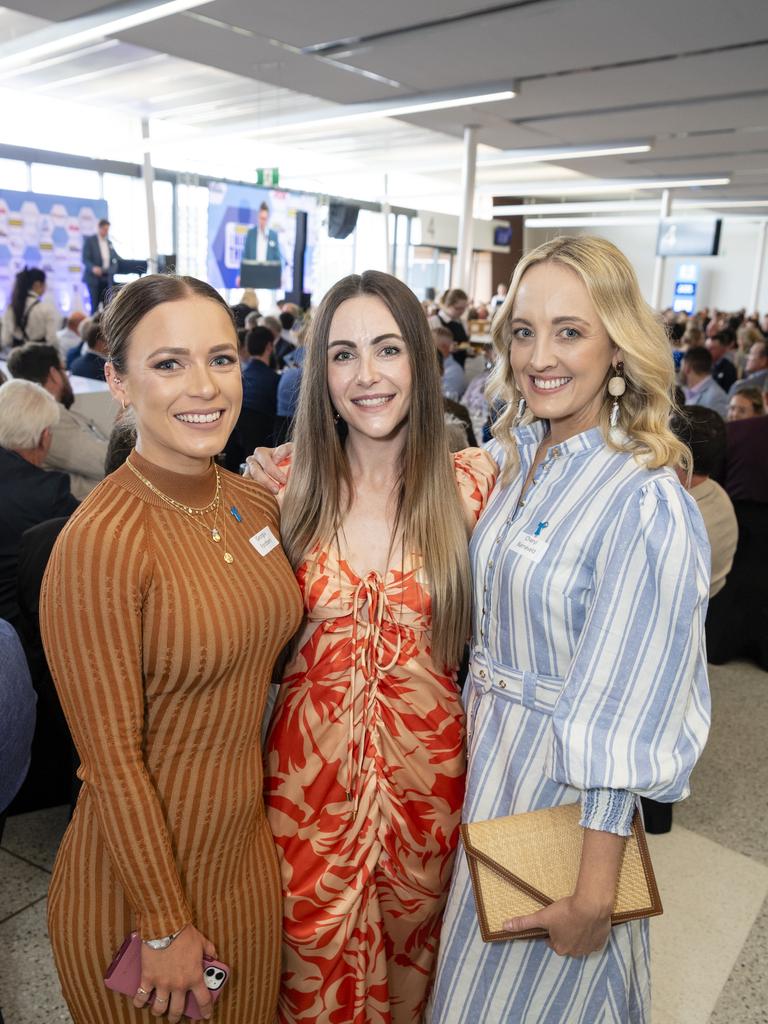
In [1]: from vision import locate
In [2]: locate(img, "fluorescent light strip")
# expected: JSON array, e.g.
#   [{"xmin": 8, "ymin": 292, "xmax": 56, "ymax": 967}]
[
  {"xmin": 373, "ymin": 90, "xmax": 516, "ymax": 117},
  {"xmin": 526, "ymin": 216, "xmax": 669, "ymax": 228},
  {"xmin": 500, "ymin": 198, "xmax": 768, "ymax": 215},
  {"xmin": 0, "ymin": 0, "xmax": 211, "ymax": 72},
  {"xmin": 0, "ymin": 39, "xmax": 119, "ymax": 83},
  {"xmin": 500, "ymin": 200, "xmax": 662, "ymax": 215},
  {"xmin": 494, "ymin": 177, "xmax": 731, "ymax": 205},
  {"xmin": 247, "ymin": 89, "xmax": 516, "ymax": 137},
  {"xmin": 479, "ymin": 144, "xmax": 651, "ymax": 167}
]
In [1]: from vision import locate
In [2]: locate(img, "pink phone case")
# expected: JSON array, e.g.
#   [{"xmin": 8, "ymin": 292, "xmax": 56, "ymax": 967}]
[{"xmin": 104, "ymin": 932, "xmax": 229, "ymax": 1020}]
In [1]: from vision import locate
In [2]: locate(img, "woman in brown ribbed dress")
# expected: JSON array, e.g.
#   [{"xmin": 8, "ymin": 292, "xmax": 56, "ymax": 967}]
[{"xmin": 40, "ymin": 275, "xmax": 302, "ymax": 1024}]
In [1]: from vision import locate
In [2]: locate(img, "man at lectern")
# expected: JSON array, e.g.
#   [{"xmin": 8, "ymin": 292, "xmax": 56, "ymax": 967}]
[
  {"xmin": 240, "ymin": 202, "xmax": 283, "ymax": 289},
  {"xmin": 82, "ymin": 218, "xmax": 121, "ymax": 313}
]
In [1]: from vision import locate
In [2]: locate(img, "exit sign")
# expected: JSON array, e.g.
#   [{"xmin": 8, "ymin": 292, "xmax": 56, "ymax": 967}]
[{"xmin": 256, "ymin": 167, "xmax": 280, "ymax": 186}]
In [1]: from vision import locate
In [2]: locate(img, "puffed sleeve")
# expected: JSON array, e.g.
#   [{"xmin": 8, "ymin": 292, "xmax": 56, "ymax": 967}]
[
  {"xmin": 548, "ymin": 474, "xmax": 711, "ymax": 835},
  {"xmin": 40, "ymin": 505, "xmax": 193, "ymax": 939},
  {"xmin": 453, "ymin": 447, "xmax": 498, "ymax": 525}
]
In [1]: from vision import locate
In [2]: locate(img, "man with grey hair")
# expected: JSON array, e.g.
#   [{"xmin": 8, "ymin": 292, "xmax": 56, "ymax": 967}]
[
  {"xmin": 7, "ymin": 343, "xmax": 108, "ymax": 499},
  {"xmin": 0, "ymin": 380, "xmax": 78, "ymax": 626}
]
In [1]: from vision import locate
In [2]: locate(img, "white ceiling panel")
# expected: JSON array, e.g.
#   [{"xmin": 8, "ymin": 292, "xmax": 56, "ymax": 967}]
[
  {"xmin": 507, "ymin": 45, "xmax": 768, "ymax": 120},
  {"xmin": 324, "ymin": 0, "xmax": 768, "ymax": 91},
  {"xmin": 529, "ymin": 92, "xmax": 768, "ymax": 143},
  {"xmin": 210, "ymin": 0, "xmax": 481, "ymax": 49},
  {"xmin": 0, "ymin": 0, "xmax": 767, "ymax": 203}
]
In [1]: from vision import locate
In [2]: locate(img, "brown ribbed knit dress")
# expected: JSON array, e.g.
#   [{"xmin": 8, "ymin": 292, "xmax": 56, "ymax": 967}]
[{"xmin": 40, "ymin": 450, "xmax": 302, "ymax": 1024}]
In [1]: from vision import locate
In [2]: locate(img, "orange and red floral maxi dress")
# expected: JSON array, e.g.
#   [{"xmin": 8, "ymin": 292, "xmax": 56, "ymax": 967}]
[{"xmin": 264, "ymin": 449, "xmax": 497, "ymax": 1024}]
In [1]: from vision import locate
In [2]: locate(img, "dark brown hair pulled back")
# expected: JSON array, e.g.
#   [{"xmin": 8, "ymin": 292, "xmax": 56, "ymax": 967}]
[{"xmin": 102, "ymin": 274, "xmax": 235, "ymax": 374}]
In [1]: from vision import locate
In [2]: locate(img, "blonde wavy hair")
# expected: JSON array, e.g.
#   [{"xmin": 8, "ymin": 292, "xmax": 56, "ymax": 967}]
[{"xmin": 487, "ymin": 235, "xmax": 689, "ymax": 480}]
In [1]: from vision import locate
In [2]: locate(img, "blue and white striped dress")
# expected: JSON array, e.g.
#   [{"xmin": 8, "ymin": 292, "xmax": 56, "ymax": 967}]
[{"xmin": 429, "ymin": 423, "xmax": 711, "ymax": 1024}]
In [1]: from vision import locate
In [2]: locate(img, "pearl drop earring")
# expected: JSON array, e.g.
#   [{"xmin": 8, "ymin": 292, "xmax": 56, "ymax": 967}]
[{"xmin": 608, "ymin": 362, "xmax": 626, "ymax": 428}]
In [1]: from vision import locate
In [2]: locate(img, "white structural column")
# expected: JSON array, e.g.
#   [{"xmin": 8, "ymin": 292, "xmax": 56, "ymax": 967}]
[
  {"xmin": 749, "ymin": 220, "xmax": 768, "ymax": 312},
  {"xmin": 141, "ymin": 118, "xmax": 159, "ymax": 273},
  {"xmin": 454, "ymin": 125, "xmax": 478, "ymax": 290},
  {"xmin": 650, "ymin": 189, "xmax": 672, "ymax": 310},
  {"xmin": 382, "ymin": 172, "xmax": 393, "ymax": 274}
]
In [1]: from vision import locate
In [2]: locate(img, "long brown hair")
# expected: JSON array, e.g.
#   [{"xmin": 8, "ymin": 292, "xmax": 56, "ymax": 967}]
[{"xmin": 281, "ymin": 271, "xmax": 471, "ymax": 668}]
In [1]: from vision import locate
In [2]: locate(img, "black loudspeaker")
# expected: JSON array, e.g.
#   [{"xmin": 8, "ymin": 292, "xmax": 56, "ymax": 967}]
[
  {"xmin": 157, "ymin": 253, "xmax": 177, "ymax": 273},
  {"xmin": 284, "ymin": 211, "xmax": 311, "ymax": 310},
  {"xmin": 328, "ymin": 202, "xmax": 359, "ymax": 239}
]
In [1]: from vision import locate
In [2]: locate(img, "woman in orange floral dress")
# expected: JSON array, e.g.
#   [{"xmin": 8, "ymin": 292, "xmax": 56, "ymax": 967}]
[{"xmin": 258, "ymin": 271, "xmax": 496, "ymax": 1024}]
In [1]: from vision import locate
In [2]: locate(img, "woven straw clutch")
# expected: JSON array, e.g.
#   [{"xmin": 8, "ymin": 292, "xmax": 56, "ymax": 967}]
[{"xmin": 461, "ymin": 803, "xmax": 662, "ymax": 943}]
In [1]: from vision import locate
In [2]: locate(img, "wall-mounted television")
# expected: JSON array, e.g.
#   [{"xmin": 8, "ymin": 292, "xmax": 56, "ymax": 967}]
[
  {"xmin": 494, "ymin": 224, "xmax": 513, "ymax": 246},
  {"xmin": 656, "ymin": 218, "xmax": 722, "ymax": 257}
]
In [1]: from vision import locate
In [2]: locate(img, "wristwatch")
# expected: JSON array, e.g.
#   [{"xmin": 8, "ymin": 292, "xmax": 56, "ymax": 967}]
[{"xmin": 143, "ymin": 931, "xmax": 180, "ymax": 951}]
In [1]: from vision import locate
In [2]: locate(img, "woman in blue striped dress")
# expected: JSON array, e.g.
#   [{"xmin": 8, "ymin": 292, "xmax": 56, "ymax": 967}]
[{"xmin": 430, "ymin": 236, "xmax": 711, "ymax": 1024}]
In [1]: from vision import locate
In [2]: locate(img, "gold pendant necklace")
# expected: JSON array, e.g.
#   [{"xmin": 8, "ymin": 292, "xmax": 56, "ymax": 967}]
[{"xmin": 126, "ymin": 456, "xmax": 236, "ymax": 564}]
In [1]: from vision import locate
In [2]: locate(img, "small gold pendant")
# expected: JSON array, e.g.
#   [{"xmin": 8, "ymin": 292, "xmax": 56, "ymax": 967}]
[
  {"xmin": 211, "ymin": 528, "xmax": 222, "ymax": 542},
  {"xmin": 223, "ymin": 551, "xmax": 234, "ymax": 564}
]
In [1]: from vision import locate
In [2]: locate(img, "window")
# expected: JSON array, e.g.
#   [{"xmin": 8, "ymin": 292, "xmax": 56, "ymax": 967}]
[
  {"xmin": 154, "ymin": 179, "xmax": 174, "ymax": 258},
  {"xmin": 407, "ymin": 247, "xmax": 453, "ymax": 300},
  {"xmin": 102, "ymin": 173, "xmax": 174, "ymax": 263},
  {"xmin": 176, "ymin": 180, "xmax": 210, "ymax": 279},
  {"xmin": 353, "ymin": 209, "xmax": 387, "ymax": 275},
  {"xmin": 30, "ymin": 163, "xmax": 100, "ymax": 199},
  {"xmin": 0, "ymin": 158, "xmax": 28, "ymax": 192},
  {"xmin": 390, "ymin": 212, "xmax": 412, "ymax": 281}
]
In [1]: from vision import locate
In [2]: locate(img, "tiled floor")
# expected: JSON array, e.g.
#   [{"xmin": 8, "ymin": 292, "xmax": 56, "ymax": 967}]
[{"xmin": 1, "ymin": 661, "xmax": 766, "ymax": 1023}]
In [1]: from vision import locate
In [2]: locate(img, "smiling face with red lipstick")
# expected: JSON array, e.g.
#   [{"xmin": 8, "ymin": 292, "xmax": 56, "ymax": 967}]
[
  {"xmin": 326, "ymin": 294, "xmax": 412, "ymax": 446},
  {"xmin": 508, "ymin": 260, "xmax": 619, "ymax": 445}
]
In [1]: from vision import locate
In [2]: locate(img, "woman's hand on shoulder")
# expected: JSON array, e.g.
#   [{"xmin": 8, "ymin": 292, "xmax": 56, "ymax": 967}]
[
  {"xmin": 503, "ymin": 893, "xmax": 612, "ymax": 957},
  {"xmin": 243, "ymin": 441, "xmax": 293, "ymax": 494},
  {"xmin": 134, "ymin": 924, "xmax": 216, "ymax": 1022}
]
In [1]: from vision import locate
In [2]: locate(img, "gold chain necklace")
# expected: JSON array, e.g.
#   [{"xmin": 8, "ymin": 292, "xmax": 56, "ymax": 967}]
[{"xmin": 126, "ymin": 456, "xmax": 235, "ymax": 564}]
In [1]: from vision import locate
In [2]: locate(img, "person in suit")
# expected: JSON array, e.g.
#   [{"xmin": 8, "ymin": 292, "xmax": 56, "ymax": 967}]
[
  {"xmin": 0, "ymin": 380, "xmax": 78, "ymax": 628},
  {"xmin": 433, "ymin": 324, "xmax": 466, "ymax": 401},
  {"xmin": 242, "ymin": 327, "xmax": 279, "ymax": 418},
  {"xmin": 70, "ymin": 318, "xmax": 108, "ymax": 381},
  {"xmin": 224, "ymin": 327, "xmax": 278, "ymax": 471},
  {"xmin": 240, "ymin": 202, "xmax": 283, "ymax": 286},
  {"xmin": 82, "ymin": 218, "xmax": 120, "ymax": 314},
  {"xmin": 682, "ymin": 346, "xmax": 729, "ymax": 417},
  {"xmin": 705, "ymin": 328, "xmax": 737, "ymax": 393},
  {"xmin": 273, "ymin": 310, "xmax": 297, "ymax": 369},
  {"xmin": 0, "ymin": 620, "xmax": 37, "ymax": 819},
  {"xmin": 7, "ymin": 343, "xmax": 109, "ymax": 499},
  {"xmin": 8, "ymin": 516, "xmax": 79, "ymax": 817},
  {"xmin": 729, "ymin": 337, "xmax": 768, "ymax": 398}
]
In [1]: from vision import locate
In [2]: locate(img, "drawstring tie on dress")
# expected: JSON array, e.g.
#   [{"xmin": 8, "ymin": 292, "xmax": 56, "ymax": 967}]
[{"xmin": 346, "ymin": 576, "xmax": 402, "ymax": 813}]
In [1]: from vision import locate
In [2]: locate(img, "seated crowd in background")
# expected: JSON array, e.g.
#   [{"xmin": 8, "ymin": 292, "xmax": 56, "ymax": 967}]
[
  {"xmin": 2, "ymin": 272, "xmax": 768, "ymax": 836},
  {"xmin": 6, "ymin": 344, "xmax": 109, "ymax": 499},
  {"xmin": 666, "ymin": 305, "xmax": 768, "ymax": 414}
]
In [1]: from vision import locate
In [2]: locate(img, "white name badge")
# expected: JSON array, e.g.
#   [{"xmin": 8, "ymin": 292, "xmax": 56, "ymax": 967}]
[
  {"xmin": 509, "ymin": 530, "xmax": 549, "ymax": 563},
  {"xmin": 249, "ymin": 527, "xmax": 279, "ymax": 557}
]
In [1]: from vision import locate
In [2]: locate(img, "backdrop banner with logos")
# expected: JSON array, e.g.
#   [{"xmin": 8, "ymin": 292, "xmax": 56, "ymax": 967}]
[
  {"xmin": 207, "ymin": 181, "xmax": 320, "ymax": 294},
  {"xmin": 0, "ymin": 189, "xmax": 108, "ymax": 315}
]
